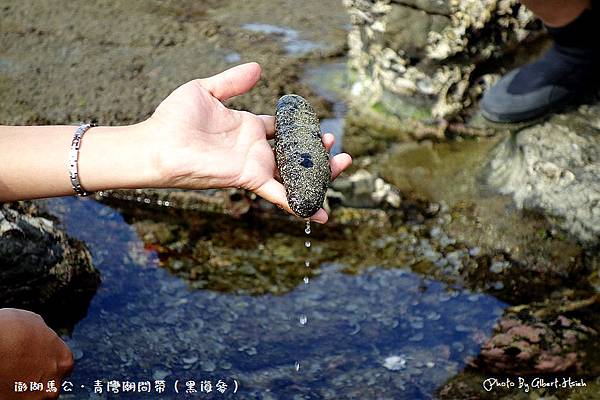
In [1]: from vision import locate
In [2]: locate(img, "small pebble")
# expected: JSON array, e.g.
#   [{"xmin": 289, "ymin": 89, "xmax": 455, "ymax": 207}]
[
  {"xmin": 383, "ymin": 355, "xmax": 407, "ymax": 371},
  {"xmin": 153, "ymin": 370, "xmax": 170, "ymax": 381}
]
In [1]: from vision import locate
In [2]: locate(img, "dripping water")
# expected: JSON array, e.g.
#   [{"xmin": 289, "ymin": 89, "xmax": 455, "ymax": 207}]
[
  {"xmin": 295, "ymin": 219, "xmax": 311, "ymax": 372},
  {"xmin": 302, "ymin": 219, "xmax": 311, "ymax": 326}
]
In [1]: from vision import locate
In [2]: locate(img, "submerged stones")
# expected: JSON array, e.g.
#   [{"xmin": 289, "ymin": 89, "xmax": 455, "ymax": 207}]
[
  {"xmin": 275, "ymin": 94, "xmax": 331, "ymax": 218},
  {"xmin": 477, "ymin": 300, "xmax": 597, "ymax": 375}
]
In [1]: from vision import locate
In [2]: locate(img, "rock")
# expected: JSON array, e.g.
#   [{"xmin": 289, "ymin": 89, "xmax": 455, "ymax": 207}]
[
  {"xmin": 383, "ymin": 355, "xmax": 407, "ymax": 371},
  {"xmin": 487, "ymin": 104, "xmax": 600, "ymax": 244},
  {"xmin": 329, "ymin": 169, "xmax": 401, "ymax": 209},
  {"xmin": 392, "ymin": 0, "xmax": 451, "ymax": 16},
  {"xmin": 384, "ymin": 5, "xmax": 450, "ymax": 60},
  {"xmin": 98, "ymin": 171, "xmax": 401, "ymax": 219},
  {"xmin": 343, "ymin": 0, "xmax": 541, "ymax": 123},
  {"xmin": 96, "ymin": 188, "xmax": 253, "ymax": 217},
  {"xmin": 275, "ymin": 94, "xmax": 331, "ymax": 218},
  {"xmin": 343, "ymin": 0, "xmax": 599, "ymax": 247},
  {"xmin": 477, "ymin": 297, "xmax": 598, "ymax": 375},
  {"xmin": 0, "ymin": 201, "xmax": 100, "ymax": 330}
]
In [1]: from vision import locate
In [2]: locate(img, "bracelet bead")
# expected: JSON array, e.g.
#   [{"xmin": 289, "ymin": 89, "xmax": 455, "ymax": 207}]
[{"xmin": 68, "ymin": 123, "xmax": 95, "ymax": 197}]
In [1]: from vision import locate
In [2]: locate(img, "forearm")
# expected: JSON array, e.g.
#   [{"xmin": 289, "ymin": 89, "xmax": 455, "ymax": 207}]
[{"xmin": 0, "ymin": 123, "xmax": 161, "ymax": 201}]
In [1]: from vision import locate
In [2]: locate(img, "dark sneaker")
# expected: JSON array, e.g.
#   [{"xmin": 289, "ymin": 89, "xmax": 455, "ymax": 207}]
[{"xmin": 481, "ymin": 8, "xmax": 600, "ymax": 123}]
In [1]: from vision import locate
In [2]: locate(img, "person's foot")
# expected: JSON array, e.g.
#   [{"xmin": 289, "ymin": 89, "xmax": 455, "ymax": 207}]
[{"xmin": 481, "ymin": 8, "xmax": 600, "ymax": 123}]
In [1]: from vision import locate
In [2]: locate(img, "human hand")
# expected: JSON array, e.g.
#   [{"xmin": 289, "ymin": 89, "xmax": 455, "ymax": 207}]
[
  {"xmin": 146, "ymin": 62, "xmax": 352, "ymax": 223},
  {"xmin": 0, "ymin": 309, "xmax": 73, "ymax": 399}
]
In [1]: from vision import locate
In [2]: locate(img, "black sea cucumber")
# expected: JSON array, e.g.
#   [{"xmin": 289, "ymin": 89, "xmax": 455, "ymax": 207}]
[{"xmin": 274, "ymin": 94, "xmax": 331, "ymax": 218}]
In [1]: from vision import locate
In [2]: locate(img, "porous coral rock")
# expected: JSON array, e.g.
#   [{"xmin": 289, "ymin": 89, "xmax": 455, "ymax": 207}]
[{"xmin": 343, "ymin": 0, "xmax": 539, "ymax": 119}]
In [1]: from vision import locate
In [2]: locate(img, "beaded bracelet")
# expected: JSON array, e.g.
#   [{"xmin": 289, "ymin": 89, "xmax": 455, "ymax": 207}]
[{"xmin": 68, "ymin": 123, "xmax": 95, "ymax": 197}]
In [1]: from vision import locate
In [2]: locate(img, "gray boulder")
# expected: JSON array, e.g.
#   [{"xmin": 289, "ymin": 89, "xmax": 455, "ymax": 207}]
[
  {"xmin": 0, "ymin": 201, "xmax": 100, "ymax": 329},
  {"xmin": 487, "ymin": 104, "xmax": 600, "ymax": 243}
]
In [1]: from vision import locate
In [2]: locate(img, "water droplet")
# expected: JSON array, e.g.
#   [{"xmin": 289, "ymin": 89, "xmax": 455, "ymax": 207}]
[
  {"xmin": 299, "ymin": 314, "xmax": 307, "ymax": 325},
  {"xmin": 294, "ymin": 361, "xmax": 300, "ymax": 371},
  {"xmin": 305, "ymin": 219, "xmax": 311, "ymax": 235},
  {"xmin": 303, "ymin": 276, "xmax": 309, "ymax": 284},
  {"xmin": 305, "ymin": 260, "xmax": 310, "ymax": 268},
  {"xmin": 305, "ymin": 241, "xmax": 311, "ymax": 248}
]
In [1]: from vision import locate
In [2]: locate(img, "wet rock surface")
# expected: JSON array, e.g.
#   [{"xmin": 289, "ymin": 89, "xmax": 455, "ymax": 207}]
[
  {"xmin": 477, "ymin": 296, "xmax": 598, "ymax": 375},
  {"xmin": 358, "ymin": 137, "xmax": 596, "ymax": 304},
  {"xmin": 275, "ymin": 94, "xmax": 331, "ymax": 217},
  {"xmin": 438, "ymin": 294, "xmax": 600, "ymax": 399},
  {"xmin": 0, "ymin": 0, "xmax": 348, "ymax": 125},
  {"xmin": 343, "ymin": 0, "xmax": 599, "ymax": 249},
  {"xmin": 328, "ymin": 168, "xmax": 401, "ymax": 209},
  {"xmin": 487, "ymin": 103, "xmax": 600, "ymax": 244},
  {"xmin": 0, "ymin": 201, "xmax": 100, "ymax": 330}
]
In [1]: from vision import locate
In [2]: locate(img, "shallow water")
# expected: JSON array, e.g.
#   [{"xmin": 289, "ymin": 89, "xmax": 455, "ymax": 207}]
[
  {"xmin": 44, "ymin": 197, "xmax": 506, "ymax": 399},
  {"xmin": 303, "ymin": 62, "xmax": 348, "ymax": 156},
  {"xmin": 242, "ymin": 23, "xmax": 325, "ymax": 55}
]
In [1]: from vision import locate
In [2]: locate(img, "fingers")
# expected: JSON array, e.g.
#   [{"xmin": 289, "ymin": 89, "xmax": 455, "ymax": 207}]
[
  {"xmin": 311, "ymin": 208, "xmax": 328, "ymax": 224},
  {"xmin": 197, "ymin": 62, "xmax": 262, "ymax": 101},
  {"xmin": 330, "ymin": 152, "xmax": 352, "ymax": 180},
  {"xmin": 56, "ymin": 338, "xmax": 74, "ymax": 376},
  {"xmin": 255, "ymin": 178, "xmax": 291, "ymax": 212},
  {"xmin": 255, "ymin": 128, "xmax": 348, "ymax": 224},
  {"xmin": 322, "ymin": 133, "xmax": 334, "ymax": 152},
  {"xmin": 321, "ymin": 133, "xmax": 352, "ymax": 180},
  {"xmin": 259, "ymin": 115, "xmax": 275, "ymax": 138},
  {"xmin": 254, "ymin": 179, "xmax": 328, "ymax": 224}
]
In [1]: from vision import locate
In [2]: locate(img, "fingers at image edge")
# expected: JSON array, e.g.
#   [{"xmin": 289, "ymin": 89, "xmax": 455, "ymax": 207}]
[
  {"xmin": 54, "ymin": 335, "xmax": 75, "ymax": 376},
  {"xmin": 254, "ymin": 179, "xmax": 328, "ymax": 224}
]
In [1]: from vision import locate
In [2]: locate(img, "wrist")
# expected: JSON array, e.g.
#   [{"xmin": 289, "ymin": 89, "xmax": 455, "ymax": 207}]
[{"xmin": 77, "ymin": 121, "xmax": 164, "ymax": 191}]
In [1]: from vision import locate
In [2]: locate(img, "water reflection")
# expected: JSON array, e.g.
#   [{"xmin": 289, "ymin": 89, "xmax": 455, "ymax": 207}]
[
  {"xmin": 303, "ymin": 61, "xmax": 348, "ymax": 156},
  {"xmin": 44, "ymin": 197, "xmax": 506, "ymax": 399}
]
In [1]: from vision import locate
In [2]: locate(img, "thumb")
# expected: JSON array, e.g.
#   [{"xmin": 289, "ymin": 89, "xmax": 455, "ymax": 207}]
[{"xmin": 197, "ymin": 62, "xmax": 262, "ymax": 101}]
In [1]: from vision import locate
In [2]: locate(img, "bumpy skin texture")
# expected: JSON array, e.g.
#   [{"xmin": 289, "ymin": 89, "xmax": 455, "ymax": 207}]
[{"xmin": 275, "ymin": 94, "xmax": 331, "ymax": 218}]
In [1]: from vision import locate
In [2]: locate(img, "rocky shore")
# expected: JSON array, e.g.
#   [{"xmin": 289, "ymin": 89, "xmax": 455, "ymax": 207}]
[
  {"xmin": 341, "ymin": 0, "xmax": 599, "ymax": 247},
  {"xmin": 1, "ymin": 0, "xmax": 599, "ymax": 398},
  {"xmin": 0, "ymin": 202, "xmax": 100, "ymax": 330}
]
